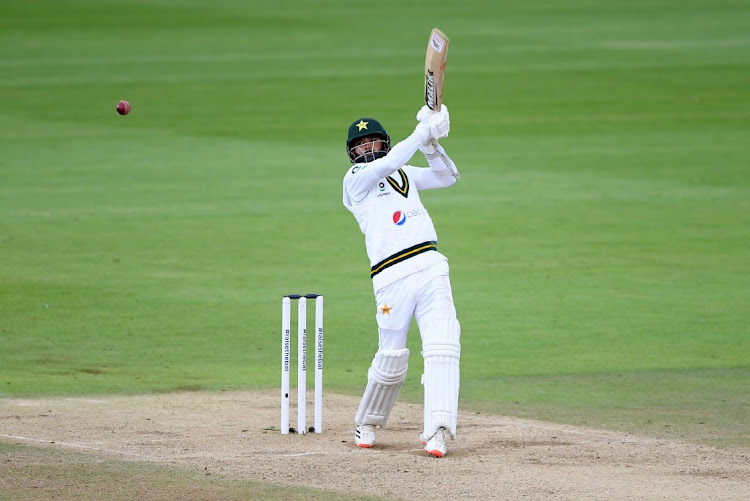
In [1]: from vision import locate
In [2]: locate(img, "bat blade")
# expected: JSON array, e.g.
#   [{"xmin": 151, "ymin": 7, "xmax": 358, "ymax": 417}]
[{"xmin": 424, "ymin": 28, "xmax": 449, "ymax": 112}]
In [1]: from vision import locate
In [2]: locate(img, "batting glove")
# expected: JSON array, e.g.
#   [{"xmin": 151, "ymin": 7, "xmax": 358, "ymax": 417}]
[
  {"xmin": 426, "ymin": 105, "xmax": 450, "ymax": 140},
  {"xmin": 413, "ymin": 122, "xmax": 433, "ymax": 144},
  {"xmin": 416, "ymin": 105, "xmax": 432, "ymax": 123}
]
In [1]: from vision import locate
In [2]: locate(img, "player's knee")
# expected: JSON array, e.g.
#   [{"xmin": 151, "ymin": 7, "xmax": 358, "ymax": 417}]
[{"xmin": 368, "ymin": 348, "xmax": 410, "ymax": 384}]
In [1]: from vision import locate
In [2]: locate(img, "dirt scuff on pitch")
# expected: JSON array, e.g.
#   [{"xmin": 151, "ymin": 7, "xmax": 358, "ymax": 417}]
[{"xmin": 1, "ymin": 390, "xmax": 748, "ymax": 500}]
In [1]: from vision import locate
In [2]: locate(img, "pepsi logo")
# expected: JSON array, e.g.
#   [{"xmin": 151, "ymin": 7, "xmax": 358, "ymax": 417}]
[{"xmin": 392, "ymin": 211, "xmax": 406, "ymax": 225}]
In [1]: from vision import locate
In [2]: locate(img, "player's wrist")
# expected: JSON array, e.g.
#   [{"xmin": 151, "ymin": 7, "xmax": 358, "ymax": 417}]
[{"xmin": 420, "ymin": 143, "xmax": 441, "ymax": 159}]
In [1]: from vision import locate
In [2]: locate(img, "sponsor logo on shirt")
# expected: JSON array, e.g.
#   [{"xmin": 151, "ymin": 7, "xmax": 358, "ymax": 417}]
[{"xmin": 393, "ymin": 208, "xmax": 428, "ymax": 225}]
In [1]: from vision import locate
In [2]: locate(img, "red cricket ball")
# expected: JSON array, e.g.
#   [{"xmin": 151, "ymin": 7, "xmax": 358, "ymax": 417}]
[{"xmin": 116, "ymin": 100, "xmax": 131, "ymax": 115}]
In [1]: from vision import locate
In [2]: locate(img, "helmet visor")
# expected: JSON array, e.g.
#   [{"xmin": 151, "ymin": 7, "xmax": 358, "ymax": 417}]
[{"xmin": 348, "ymin": 137, "xmax": 389, "ymax": 163}]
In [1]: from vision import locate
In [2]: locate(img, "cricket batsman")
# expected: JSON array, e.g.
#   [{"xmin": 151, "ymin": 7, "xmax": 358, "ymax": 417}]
[{"xmin": 342, "ymin": 105, "xmax": 461, "ymax": 458}]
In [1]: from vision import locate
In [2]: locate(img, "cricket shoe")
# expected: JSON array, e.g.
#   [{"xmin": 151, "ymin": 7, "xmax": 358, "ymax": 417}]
[
  {"xmin": 355, "ymin": 425, "xmax": 376, "ymax": 448},
  {"xmin": 420, "ymin": 427, "xmax": 447, "ymax": 458}
]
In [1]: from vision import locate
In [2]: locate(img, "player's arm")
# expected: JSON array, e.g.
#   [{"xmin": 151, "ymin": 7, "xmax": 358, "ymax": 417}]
[
  {"xmin": 413, "ymin": 143, "xmax": 460, "ymax": 190},
  {"xmin": 344, "ymin": 116, "xmax": 445, "ymax": 202},
  {"xmin": 411, "ymin": 105, "xmax": 459, "ymax": 189}
]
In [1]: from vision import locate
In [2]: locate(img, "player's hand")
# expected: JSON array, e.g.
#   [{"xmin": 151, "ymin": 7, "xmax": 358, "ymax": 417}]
[
  {"xmin": 416, "ymin": 105, "xmax": 432, "ymax": 123},
  {"xmin": 425, "ymin": 105, "xmax": 450, "ymax": 140},
  {"xmin": 416, "ymin": 104, "xmax": 449, "ymax": 125},
  {"xmin": 415, "ymin": 105, "xmax": 437, "ymax": 149},
  {"xmin": 414, "ymin": 121, "xmax": 432, "ymax": 143},
  {"xmin": 414, "ymin": 104, "xmax": 449, "ymax": 144}
]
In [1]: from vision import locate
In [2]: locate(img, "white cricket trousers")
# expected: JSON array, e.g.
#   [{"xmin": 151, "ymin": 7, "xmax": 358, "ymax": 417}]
[{"xmin": 374, "ymin": 260, "xmax": 457, "ymax": 351}]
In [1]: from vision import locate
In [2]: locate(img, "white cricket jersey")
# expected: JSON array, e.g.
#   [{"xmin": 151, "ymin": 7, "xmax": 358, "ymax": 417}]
[{"xmin": 342, "ymin": 130, "xmax": 459, "ymax": 292}]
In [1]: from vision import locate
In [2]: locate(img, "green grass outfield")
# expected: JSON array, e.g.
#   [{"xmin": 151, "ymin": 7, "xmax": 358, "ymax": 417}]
[{"xmin": 2, "ymin": 0, "xmax": 749, "ymax": 458}]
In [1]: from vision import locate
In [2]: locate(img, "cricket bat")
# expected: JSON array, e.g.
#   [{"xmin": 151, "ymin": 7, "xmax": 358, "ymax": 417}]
[
  {"xmin": 423, "ymin": 28, "xmax": 449, "ymax": 155},
  {"xmin": 424, "ymin": 28, "xmax": 449, "ymax": 113},
  {"xmin": 423, "ymin": 28, "xmax": 459, "ymax": 177}
]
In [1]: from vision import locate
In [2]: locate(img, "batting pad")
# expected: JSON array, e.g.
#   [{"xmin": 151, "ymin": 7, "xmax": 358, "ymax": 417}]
[
  {"xmin": 355, "ymin": 348, "xmax": 410, "ymax": 427},
  {"xmin": 421, "ymin": 316, "xmax": 461, "ymax": 439}
]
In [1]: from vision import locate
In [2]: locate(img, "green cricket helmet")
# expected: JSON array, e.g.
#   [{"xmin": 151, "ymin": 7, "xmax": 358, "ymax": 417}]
[{"xmin": 346, "ymin": 117, "xmax": 391, "ymax": 163}]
